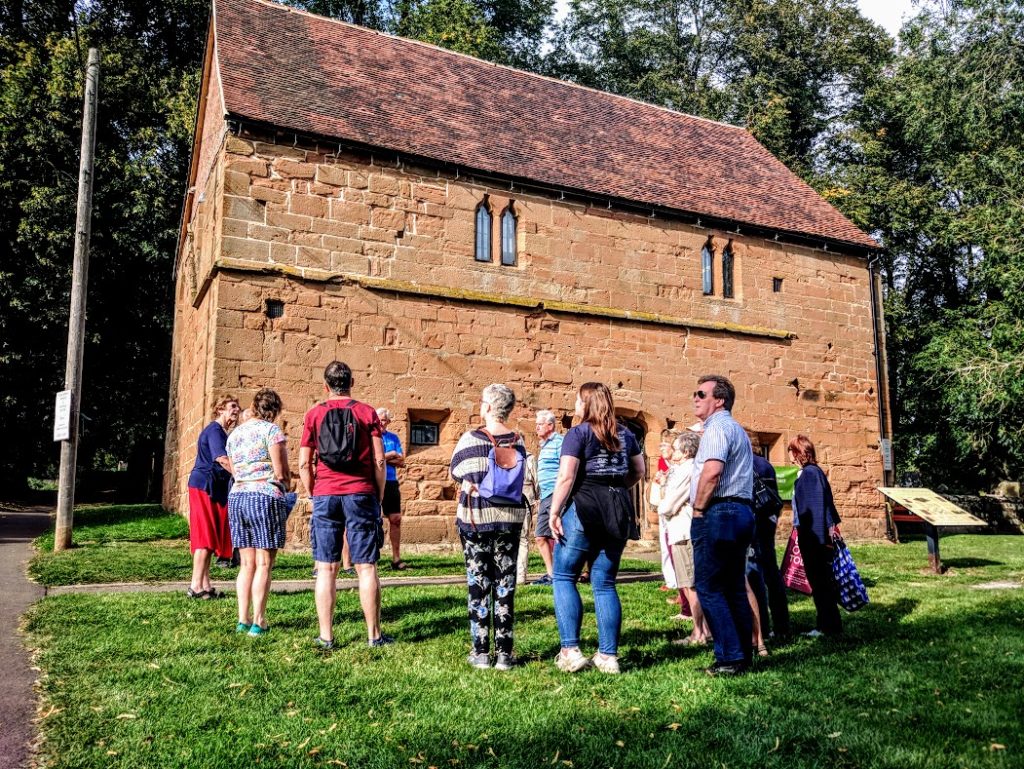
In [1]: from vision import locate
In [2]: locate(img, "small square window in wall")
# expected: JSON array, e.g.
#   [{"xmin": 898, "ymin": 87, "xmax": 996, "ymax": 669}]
[
  {"xmin": 265, "ymin": 299, "xmax": 285, "ymax": 318},
  {"xmin": 773, "ymin": 277, "xmax": 783, "ymax": 293},
  {"xmin": 410, "ymin": 420, "xmax": 440, "ymax": 446}
]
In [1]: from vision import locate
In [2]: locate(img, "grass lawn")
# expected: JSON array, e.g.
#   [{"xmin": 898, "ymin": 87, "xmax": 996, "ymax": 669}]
[
  {"xmin": 23, "ymin": 534, "xmax": 1023, "ymax": 769},
  {"xmin": 28, "ymin": 504, "xmax": 656, "ymax": 586}
]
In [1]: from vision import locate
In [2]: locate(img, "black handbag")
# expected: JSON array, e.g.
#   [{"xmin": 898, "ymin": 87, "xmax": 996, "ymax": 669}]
[{"xmin": 753, "ymin": 475, "xmax": 783, "ymax": 516}]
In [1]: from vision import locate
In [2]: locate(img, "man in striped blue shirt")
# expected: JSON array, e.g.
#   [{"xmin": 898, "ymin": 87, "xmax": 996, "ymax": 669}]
[{"xmin": 690, "ymin": 374, "xmax": 755, "ymax": 675}]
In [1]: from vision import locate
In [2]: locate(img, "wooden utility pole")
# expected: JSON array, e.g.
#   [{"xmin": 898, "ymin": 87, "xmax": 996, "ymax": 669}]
[{"xmin": 54, "ymin": 48, "xmax": 100, "ymax": 552}]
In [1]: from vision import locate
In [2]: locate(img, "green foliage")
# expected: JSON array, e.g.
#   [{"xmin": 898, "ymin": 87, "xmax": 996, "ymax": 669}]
[
  {"xmin": 547, "ymin": 0, "xmax": 889, "ymax": 175},
  {"xmin": 395, "ymin": 0, "xmax": 502, "ymax": 59},
  {"xmin": 23, "ymin": 536, "xmax": 1024, "ymax": 768},
  {"xmin": 825, "ymin": 0, "xmax": 1024, "ymax": 488},
  {"xmin": 285, "ymin": 0, "xmax": 555, "ymax": 66},
  {"xmin": 0, "ymin": 0, "xmax": 208, "ymax": 487}
]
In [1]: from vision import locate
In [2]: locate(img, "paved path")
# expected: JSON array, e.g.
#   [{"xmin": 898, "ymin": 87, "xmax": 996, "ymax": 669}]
[
  {"xmin": 46, "ymin": 569, "xmax": 661, "ymax": 596},
  {"xmin": 0, "ymin": 505, "xmax": 50, "ymax": 769}
]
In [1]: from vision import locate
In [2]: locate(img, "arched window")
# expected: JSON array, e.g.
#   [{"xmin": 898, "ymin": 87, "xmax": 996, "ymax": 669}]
[
  {"xmin": 722, "ymin": 240, "xmax": 734, "ymax": 298},
  {"xmin": 701, "ymin": 241, "xmax": 714, "ymax": 295},
  {"xmin": 500, "ymin": 204, "xmax": 517, "ymax": 266},
  {"xmin": 475, "ymin": 200, "xmax": 492, "ymax": 262}
]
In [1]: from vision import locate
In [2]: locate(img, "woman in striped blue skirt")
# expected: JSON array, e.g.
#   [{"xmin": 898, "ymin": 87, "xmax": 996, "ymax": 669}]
[{"xmin": 226, "ymin": 388, "xmax": 291, "ymax": 636}]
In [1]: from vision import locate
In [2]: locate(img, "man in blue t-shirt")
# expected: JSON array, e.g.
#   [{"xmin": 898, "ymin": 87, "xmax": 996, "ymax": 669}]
[
  {"xmin": 377, "ymin": 407, "xmax": 408, "ymax": 570},
  {"xmin": 531, "ymin": 410, "xmax": 564, "ymax": 585}
]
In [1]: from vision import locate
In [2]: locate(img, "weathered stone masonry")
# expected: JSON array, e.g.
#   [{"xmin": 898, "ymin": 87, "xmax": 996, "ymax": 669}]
[{"xmin": 165, "ymin": 117, "xmax": 888, "ymax": 545}]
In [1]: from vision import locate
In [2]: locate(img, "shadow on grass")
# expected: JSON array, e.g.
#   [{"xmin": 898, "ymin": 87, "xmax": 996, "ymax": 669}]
[{"xmin": 941, "ymin": 557, "xmax": 1004, "ymax": 569}]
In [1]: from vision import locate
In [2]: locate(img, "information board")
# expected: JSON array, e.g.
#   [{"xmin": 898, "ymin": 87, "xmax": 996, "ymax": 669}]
[
  {"xmin": 53, "ymin": 390, "xmax": 72, "ymax": 442},
  {"xmin": 877, "ymin": 487, "xmax": 985, "ymax": 527}
]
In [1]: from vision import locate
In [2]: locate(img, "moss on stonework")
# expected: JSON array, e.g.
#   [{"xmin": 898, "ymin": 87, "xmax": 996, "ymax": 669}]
[{"xmin": 213, "ymin": 257, "xmax": 794, "ymax": 340}]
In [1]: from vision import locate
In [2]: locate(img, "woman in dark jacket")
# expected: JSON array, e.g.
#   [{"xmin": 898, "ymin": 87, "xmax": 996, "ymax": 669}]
[{"xmin": 789, "ymin": 435, "xmax": 842, "ymax": 637}]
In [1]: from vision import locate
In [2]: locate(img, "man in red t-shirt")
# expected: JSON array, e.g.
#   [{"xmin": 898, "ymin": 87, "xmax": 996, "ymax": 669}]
[{"xmin": 299, "ymin": 360, "xmax": 391, "ymax": 650}]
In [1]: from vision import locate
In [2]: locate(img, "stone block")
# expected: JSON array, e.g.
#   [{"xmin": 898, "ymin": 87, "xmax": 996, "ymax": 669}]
[
  {"xmin": 215, "ymin": 326, "xmax": 263, "ymax": 361},
  {"xmin": 541, "ymin": 362, "xmax": 573, "ymax": 384},
  {"xmin": 221, "ymin": 236, "xmax": 270, "ymax": 262},
  {"xmin": 369, "ymin": 174, "xmax": 401, "ymax": 196},
  {"xmin": 274, "ymin": 159, "xmax": 315, "ymax": 179},
  {"xmin": 315, "ymin": 164, "xmax": 347, "ymax": 187},
  {"xmin": 291, "ymin": 194, "xmax": 329, "ymax": 219},
  {"xmin": 224, "ymin": 157, "xmax": 270, "ymax": 177},
  {"xmin": 225, "ymin": 135, "xmax": 254, "ymax": 155},
  {"xmin": 223, "ymin": 170, "xmax": 250, "ymax": 196},
  {"xmin": 266, "ymin": 209, "xmax": 313, "ymax": 233},
  {"xmin": 223, "ymin": 195, "xmax": 264, "ymax": 223},
  {"xmin": 331, "ymin": 200, "xmax": 371, "ymax": 225},
  {"xmin": 371, "ymin": 208, "xmax": 406, "ymax": 232}
]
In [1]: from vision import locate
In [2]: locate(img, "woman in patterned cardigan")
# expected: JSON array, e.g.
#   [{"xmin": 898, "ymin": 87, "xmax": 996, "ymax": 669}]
[{"xmin": 450, "ymin": 383, "xmax": 531, "ymax": 671}]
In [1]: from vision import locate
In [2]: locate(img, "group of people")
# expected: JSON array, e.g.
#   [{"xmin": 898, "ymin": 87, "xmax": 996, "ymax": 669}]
[{"xmin": 186, "ymin": 360, "xmax": 845, "ymax": 675}]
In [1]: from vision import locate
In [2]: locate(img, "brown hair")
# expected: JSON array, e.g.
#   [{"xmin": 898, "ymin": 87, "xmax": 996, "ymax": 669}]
[
  {"xmin": 251, "ymin": 388, "xmax": 283, "ymax": 422},
  {"xmin": 210, "ymin": 394, "xmax": 238, "ymax": 420},
  {"xmin": 697, "ymin": 374, "xmax": 736, "ymax": 411},
  {"xmin": 578, "ymin": 382, "xmax": 621, "ymax": 452},
  {"xmin": 788, "ymin": 434, "xmax": 818, "ymax": 466}
]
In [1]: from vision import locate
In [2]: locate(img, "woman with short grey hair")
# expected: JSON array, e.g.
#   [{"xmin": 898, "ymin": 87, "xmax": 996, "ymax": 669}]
[
  {"xmin": 450, "ymin": 383, "xmax": 530, "ymax": 670},
  {"xmin": 481, "ymin": 383, "xmax": 516, "ymax": 421}
]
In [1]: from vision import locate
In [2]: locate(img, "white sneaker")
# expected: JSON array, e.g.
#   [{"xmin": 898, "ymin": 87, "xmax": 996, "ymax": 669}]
[
  {"xmin": 803, "ymin": 629, "xmax": 825, "ymax": 638},
  {"xmin": 555, "ymin": 648, "xmax": 592, "ymax": 673},
  {"xmin": 591, "ymin": 653, "xmax": 620, "ymax": 674}
]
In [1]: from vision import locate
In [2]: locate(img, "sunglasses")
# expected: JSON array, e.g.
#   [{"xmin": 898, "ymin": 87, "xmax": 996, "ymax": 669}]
[{"xmin": 693, "ymin": 390, "xmax": 713, "ymax": 400}]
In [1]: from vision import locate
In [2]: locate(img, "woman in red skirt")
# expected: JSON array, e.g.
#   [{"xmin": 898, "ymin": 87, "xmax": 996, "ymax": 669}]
[{"xmin": 187, "ymin": 395, "xmax": 240, "ymax": 598}]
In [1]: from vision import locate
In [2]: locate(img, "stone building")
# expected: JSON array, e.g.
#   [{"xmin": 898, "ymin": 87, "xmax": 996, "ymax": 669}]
[{"xmin": 164, "ymin": 0, "xmax": 892, "ymax": 544}]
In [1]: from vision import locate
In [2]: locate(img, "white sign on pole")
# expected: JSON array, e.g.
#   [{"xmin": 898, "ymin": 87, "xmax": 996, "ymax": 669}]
[
  {"xmin": 880, "ymin": 437, "xmax": 893, "ymax": 472},
  {"xmin": 54, "ymin": 390, "xmax": 72, "ymax": 442}
]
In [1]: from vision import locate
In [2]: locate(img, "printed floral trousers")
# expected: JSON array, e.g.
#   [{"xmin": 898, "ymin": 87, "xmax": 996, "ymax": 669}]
[{"xmin": 459, "ymin": 526, "xmax": 521, "ymax": 656}]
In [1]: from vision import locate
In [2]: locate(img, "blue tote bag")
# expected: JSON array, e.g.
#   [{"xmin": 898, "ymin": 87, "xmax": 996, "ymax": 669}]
[{"xmin": 832, "ymin": 535, "xmax": 869, "ymax": 612}]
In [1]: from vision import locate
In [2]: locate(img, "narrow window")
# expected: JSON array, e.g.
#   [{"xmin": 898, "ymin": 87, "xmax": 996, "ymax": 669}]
[
  {"xmin": 474, "ymin": 199, "xmax": 492, "ymax": 262},
  {"xmin": 773, "ymin": 277, "xmax": 783, "ymax": 293},
  {"xmin": 701, "ymin": 241, "xmax": 714, "ymax": 295},
  {"xmin": 500, "ymin": 204, "xmax": 517, "ymax": 266},
  {"xmin": 722, "ymin": 241, "xmax": 734, "ymax": 298}
]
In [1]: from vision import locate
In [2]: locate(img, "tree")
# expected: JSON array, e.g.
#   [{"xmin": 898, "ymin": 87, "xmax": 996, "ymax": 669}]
[
  {"xmin": 826, "ymin": 0, "xmax": 1024, "ymax": 488},
  {"xmin": 284, "ymin": 0, "xmax": 555, "ymax": 67},
  {"xmin": 0, "ymin": 0, "xmax": 208, "ymax": 488},
  {"xmin": 547, "ymin": 0, "xmax": 889, "ymax": 176}
]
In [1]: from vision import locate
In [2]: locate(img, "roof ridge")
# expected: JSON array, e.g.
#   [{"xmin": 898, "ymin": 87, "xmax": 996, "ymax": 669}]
[{"xmin": 229, "ymin": 0, "xmax": 749, "ymax": 134}]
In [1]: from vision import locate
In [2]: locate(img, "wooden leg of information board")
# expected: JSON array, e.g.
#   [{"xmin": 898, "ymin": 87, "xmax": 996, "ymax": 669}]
[{"xmin": 924, "ymin": 523, "xmax": 944, "ymax": 574}]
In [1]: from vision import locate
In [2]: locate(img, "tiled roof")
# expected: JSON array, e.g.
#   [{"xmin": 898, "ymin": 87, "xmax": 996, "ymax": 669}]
[{"xmin": 212, "ymin": 0, "xmax": 879, "ymax": 251}]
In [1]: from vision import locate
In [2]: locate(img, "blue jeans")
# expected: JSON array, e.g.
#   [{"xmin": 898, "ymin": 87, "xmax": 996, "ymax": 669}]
[
  {"xmin": 552, "ymin": 507, "xmax": 626, "ymax": 655},
  {"xmin": 693, "ymin": 501, "xmax": 755, "ymax": 666}
]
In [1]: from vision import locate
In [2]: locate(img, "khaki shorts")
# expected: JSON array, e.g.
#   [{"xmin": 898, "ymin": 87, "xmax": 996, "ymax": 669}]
[{"xmin": 671, "ymin": 539, "xmax": 695, "ymax": 588}]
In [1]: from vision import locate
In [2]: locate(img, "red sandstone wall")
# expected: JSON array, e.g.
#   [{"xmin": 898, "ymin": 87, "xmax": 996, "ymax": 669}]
[
  {"xmin": 161, "ymin": 77, "xmax": 228, "ymax": 512},
  {"xmin": 165, "ymin": 129, "xmax": 887, "ymax": 543}
]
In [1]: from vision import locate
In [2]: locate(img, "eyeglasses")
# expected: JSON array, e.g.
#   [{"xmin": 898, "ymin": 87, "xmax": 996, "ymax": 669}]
[{"xmin": 693, "ymin": 390, "xmax": 712, "ymax": 400}]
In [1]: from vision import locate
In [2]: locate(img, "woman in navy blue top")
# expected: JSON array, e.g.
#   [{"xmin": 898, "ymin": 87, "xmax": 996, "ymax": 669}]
[
  {"xmin": 548, "ymin": 382, "xmax": 645, "ymax": 674},
  {"xmin": 789, "ymin": 435, "xmax": 843, "ymax": 637},
  {"xmin": 186, "ymin": 395, "xmax": 239, "ymax": 598}
]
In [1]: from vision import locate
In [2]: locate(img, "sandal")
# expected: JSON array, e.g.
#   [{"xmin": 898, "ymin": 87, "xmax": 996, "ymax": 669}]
[
  {"xmin": 391, "ymin": 560, "xmax": 409, "ymax": 571},
  {"xmin": 757, "ymin": 644, "xmax": 770, "ymax": 657},
  {"xmin": 186, "ymin": 588, "xmax": 211, "ymax": 600}
]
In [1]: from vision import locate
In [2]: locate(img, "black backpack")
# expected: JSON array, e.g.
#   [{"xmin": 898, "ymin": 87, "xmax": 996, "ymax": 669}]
[
  {"xmin": 316, "ymin": 400, "xmax": 358, "ymax": 470},
  {"xmin": 753, "ymin": 475, "xmax": 783, "ymax": 518}
]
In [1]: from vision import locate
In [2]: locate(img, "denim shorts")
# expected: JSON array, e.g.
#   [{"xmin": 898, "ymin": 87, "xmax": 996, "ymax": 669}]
[{"xmin": 311, "ymin": 494, "xmax": 382, "ymax": 565}]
